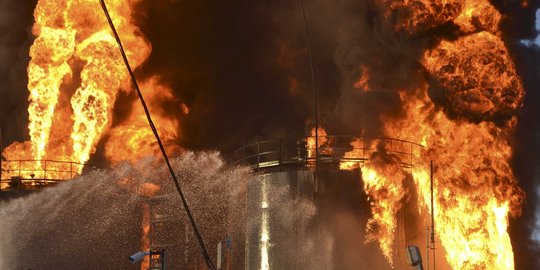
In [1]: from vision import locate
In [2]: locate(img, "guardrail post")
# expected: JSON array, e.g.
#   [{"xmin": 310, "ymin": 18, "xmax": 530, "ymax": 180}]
[
  {"xmin": 363, "ymin": 136, "xmax": 366, "ymax": 160},
  {"xmin": 70, "ymin": 162, "xmax": 73, "ymax": 179},
  {"xmin": 279, "ymin": 139, "xmax": 283, "ymax": 165},
  {"xmin": 410, "ymin": 143, "xmax": 413, "ymax": 167},
  {"xmin": 257, "ymin": 143, "xmax": 260, "ymax": 167}
]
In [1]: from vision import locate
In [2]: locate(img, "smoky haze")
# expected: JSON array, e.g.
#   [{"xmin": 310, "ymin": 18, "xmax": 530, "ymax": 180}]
[
  {"xmin": 0, "ymin": 0, "xmax": 36, "ymax": 145},
  {"xmin": 1, "ymin": 0, "xmax": 539, "ymax": 268}
]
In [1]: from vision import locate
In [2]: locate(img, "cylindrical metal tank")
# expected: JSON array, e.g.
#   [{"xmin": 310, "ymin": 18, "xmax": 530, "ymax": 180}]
[
  {"xmin": 245, "ymin": 169, "xmax": 315, "ymax": 270},
  {"xmin": 236, "ymin": 135, "xmax": 423, "ymax": 270}
]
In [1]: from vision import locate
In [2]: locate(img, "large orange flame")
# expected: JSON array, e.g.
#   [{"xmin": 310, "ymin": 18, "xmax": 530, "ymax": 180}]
[
  {"xmin": 362, "ymin": 153, "xmax": 407, "ymax": 266},
  {"xmin": 1, "ymin": 4, "xmax": 183, "ymax": 269},
  {"xmin": 67, "ymin": 0, "xmax": 151, "ymax": 165},
  {"xmin": 1, "ymin": 0, "xmax": 176, "ymax": 182},
  {"xmin": 343, "ymin": 1, "xmax": 525, "ymax": 269},
  {"xmin": 26, "ymin": 0, "xmax": 76, "ymax": 168},
  {"xmin": 389, "ymin": 91, "xmax": 522, "ymax": 270}
]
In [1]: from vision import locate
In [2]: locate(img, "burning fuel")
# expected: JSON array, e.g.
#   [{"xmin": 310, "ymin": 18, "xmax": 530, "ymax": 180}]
[
  {"xmin": 1, "ymin": 0, "xmax": 183, "ymax": 178},
  {"xmin": 338, "ymin": 0, "xmax": 527, "ymax": 269}
]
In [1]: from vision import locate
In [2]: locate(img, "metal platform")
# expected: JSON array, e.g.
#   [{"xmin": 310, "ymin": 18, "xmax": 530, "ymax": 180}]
[{"xmin": 234, "ymin": 135, "xmax": 423, "ymax": 170}]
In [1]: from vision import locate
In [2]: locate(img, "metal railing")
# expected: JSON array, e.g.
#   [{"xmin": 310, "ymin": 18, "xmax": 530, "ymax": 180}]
[
  {"xmin": 234, "ymin": 135, "xmax": 424, "ymax": 170},
  {"xmin": 0, "ymin": 159, "xmax": 89, "ymax": 189}
]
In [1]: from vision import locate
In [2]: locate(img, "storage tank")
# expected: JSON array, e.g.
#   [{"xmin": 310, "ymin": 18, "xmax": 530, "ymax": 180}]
[{"xmin": 235, "ymin": 135, "xmax": 423, "ymax": 270}]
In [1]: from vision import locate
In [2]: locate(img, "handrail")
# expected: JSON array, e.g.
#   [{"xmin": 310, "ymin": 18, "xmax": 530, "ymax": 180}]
[
  {"xmin": 0, "ymin": 159, "xmax": 91, "ymax": 189},
  {"xmin": 234, "ymin": 135, "xmax": 424, "ymax": 170}
]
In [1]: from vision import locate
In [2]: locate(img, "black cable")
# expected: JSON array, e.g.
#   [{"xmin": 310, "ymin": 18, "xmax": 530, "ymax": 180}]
[{"xmin": 98, "ymin": 1, "xmax": 216, "ymax": 269}]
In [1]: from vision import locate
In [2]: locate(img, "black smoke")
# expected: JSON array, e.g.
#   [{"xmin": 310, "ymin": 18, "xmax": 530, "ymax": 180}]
[{"xmin": 130, "ymin": 0, "xmax": 426, "ymax": 154}]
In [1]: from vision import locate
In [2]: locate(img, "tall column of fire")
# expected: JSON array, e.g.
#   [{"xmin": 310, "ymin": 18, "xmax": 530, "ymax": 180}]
[{"xmin": 340, "ymin": 1, "xmax": 526, "ymax": 269}]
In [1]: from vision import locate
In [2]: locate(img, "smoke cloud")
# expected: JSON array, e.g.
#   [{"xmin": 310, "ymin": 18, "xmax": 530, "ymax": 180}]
[{"xmin": 1, "ymin": 0, "xmax": 539, "ymax": 268}]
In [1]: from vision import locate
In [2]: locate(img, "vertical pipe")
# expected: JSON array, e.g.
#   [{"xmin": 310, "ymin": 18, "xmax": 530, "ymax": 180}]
[
  {"xmin": 426, "ymin": 226, "xmax": 429, "ymax": 270},
  {"xmin": 430, "ymin": 160, "xmax": 435, "ymax": 270},
  {"xmin": 217, "ymin": 242, "xmax": 222, "ymax": 270},
  {"xmin": 279, "ymin": 139, "xmax": 283, "ymax": 165},
  {"xmin": 161, "ymin": 249, "xmax": 166, "ymax": 270},
  {"xmin": 226, "ymin": 244, "xmax": 231, "ymax": 270},
  {"xmin": 185, "ymin": 223, "xmax": 189, "ymax": 265}
]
